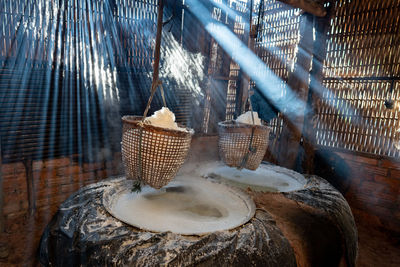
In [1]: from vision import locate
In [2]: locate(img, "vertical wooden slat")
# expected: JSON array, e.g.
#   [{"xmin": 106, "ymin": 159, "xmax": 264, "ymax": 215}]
[
  {"xmin": 252, "ymin": 0, "xmax": 301, "ymax": 162},
  {"xmin": 276, "ymin": 12, "xmax": 314, "ymax": 169},
  {"xmin": 303, "ymin": 4, "xmax": 333, "ymax": 173}
]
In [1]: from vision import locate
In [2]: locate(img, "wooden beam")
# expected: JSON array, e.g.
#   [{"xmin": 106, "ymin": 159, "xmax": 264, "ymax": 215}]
[
  {"xmin": 276, "ymin": 13, "xmax": 314, "ymax": 170},
  {"xmin": 278, "ymin": 0, "xmax": 327, "ymax": 17},
  {"xmin": 302, "ymin": 5, "xmax": 333, "ymax": 173}
]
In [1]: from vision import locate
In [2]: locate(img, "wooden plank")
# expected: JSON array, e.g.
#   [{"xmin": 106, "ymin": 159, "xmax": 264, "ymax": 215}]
[
  {"xmin": 276, "ymin": 12, "xmax": 314, "ymax": 169},
  {"xmin": 0, "ymin": 134, "xmax": 4, "ymax": 232}
]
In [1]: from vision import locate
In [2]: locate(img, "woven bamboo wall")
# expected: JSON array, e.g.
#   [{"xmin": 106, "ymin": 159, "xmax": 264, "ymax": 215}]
[
  {"xmin": 0, "ymin": 0, "xmax": 158, "ymax": 162},
  {"xmin": 204, "ymin": 0, "xmax": 299, "ymax": 130},
  {"xmin": 2, "ymin": 0, "xmax": 399, "ymax": 160},
  {"xmin": 225, "ymin": 0, "xmax": 248, "ymax": 120},
  {"xmin": 254, "ymin": 0, "xmax": 300, "ymax": 147},
  {"xmin": 202, "ymin": 0, "xmax": 250, "ymax": 132},
  {"xmin": 315, "ymin": 0, "xmax": 400, "ymax": 157}
]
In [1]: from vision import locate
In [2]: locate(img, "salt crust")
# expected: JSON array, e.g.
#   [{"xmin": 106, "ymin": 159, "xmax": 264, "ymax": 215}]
[
  {"xmin": 144, "ymin": 107, "xmax": 191, "ymax": 132},
  {"xmin": 235, "ymin": 111, "xmax": 262, "ymax": 125},
  {"xmin": 108, "ymin": 176, "xmax": 255, "ymax": 235}
]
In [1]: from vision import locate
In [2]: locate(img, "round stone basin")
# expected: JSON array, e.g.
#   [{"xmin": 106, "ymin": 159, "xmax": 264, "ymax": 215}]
[
  {"xmin": 103, "ymin": 176, "xmax": 255, "ymax": 235},
  {"xmin": 202, "ymin": 162, "xmax": 306, "ymax": 193}
]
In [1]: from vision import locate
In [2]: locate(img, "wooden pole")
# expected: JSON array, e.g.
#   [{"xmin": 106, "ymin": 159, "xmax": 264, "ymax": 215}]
[
  {"xmin": 302, "ymin": 5, "xmax": 333, "ymax": 173},
  {"xmin": 142, "ymin": 0, "xmax": 165, "ymax": 119},
  {"xmin": 152, "ymin": 0, "xmax": 165, "ymax": 86},
  {"xmin": 276, "ymin": 13, "xmax": 314, "ymax": 169},
  {"xmin": 0, "ymin": 137, "xmax": 4, "ymax": 232}
]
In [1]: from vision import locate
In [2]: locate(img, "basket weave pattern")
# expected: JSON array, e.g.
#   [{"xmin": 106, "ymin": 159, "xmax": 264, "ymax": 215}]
[
  {"xmin": 218, "ymin": 121, "xmax": 271, "ymax": 170},
  {"xmin": 122, "ymin": 116, "xmax": 192, "ymax": 189}
]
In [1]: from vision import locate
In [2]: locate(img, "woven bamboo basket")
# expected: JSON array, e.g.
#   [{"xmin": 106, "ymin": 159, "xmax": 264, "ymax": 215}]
[
  {"xmin": 218, "ymin": 120, "xmax": 271, "ymax": 170},
  {"xmin": 121, "ymin": 115, "xmax": 193, "ymax": 189}
]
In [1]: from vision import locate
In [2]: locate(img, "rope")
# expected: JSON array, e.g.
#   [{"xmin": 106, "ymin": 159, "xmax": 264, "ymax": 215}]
[
  {"xmin": 238, "ymin": 90, "xmax": 257, "ymax": 170},
  {"xmin": 132, "ymin": 0, "xmax": 165, "ymax": 192},
  {"xmin": 142, "ymin": 79, "xmax": 165, "ymax": 121},
  {"xmin": 237, "ymin": 0, "xmax": 261, "ymax": 170},
  {"xmin": 132, "ymin": 122, "xmax": 144, "ymax": 193},
  {"xmin": 134, "ymin": 79, "xmax": 166, "ymax": 192}
]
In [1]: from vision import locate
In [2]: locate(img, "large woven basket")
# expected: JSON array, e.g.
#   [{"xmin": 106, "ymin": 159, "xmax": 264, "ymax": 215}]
[
  {"xmin": 218, "ymin": 120, "xmax": 271, "ymax": 170},
  {"xmin": 121, "ymin": 116, "xmax": 193, "ymax": 189}
]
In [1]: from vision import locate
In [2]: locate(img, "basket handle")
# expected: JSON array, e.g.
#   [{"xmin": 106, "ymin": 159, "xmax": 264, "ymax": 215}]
[
  {"xmin": 248, "ymin": 90, "xmax": 255, "ymax": 125},
  {"xmin": 142, "ymin": 79, "xmax": 167, "ymax": 121},
  {"xmin": 238, "ymin": 90, "xmax": 256, "ymax": 170}
]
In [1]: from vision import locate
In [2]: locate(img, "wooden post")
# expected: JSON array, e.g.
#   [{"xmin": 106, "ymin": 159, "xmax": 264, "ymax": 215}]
[
  {"xmin": 276, "ymin": 13, "xmax": 314, "ymax": 169},
  {"xmin": 0, "ymin": 137, "xmax": 4, "ymax": 232},
  {"xmin": 302, "ymin": 5, "xmax": 333, "ymax": 173}
]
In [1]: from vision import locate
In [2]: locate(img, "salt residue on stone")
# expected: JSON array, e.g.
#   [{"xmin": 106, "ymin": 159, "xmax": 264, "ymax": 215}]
[
  {"xmin": 190, "ymin": 162, "xmax": 306, "ymax": 193},
  {"xmin": 107, "ymin": 176, "xmax": 255, "ymax": 235},
  {"xmin": 236, "ymin": 111, "xmax": 262, "ymax": 125},
  {"xmin": 144, "ymin": 107, "xmax": 190, "ymax": 132},
  {"xmin": 207, "ymin": 165, "xmax": 305, "ymax": 193}
]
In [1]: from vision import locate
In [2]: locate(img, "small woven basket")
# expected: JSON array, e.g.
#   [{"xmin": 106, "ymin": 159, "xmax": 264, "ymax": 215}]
[
  {"xmin": 218, "ymin": 120, "xmax": 271, "ymax": 170},
  {"xmin": 122, "ymin": 115, "xmax": 193, "ymax": 189}
]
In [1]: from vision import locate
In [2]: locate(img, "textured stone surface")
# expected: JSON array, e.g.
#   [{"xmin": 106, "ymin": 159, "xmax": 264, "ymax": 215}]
[
  {"xmin": 39, "ymin": 177, "xmax": 296, "ymax": 266},
  {"xmin": 284, "ymin": 175, "xmax": 358, "ymax": 267},
  {"xmin": 250, "ymin": 175, "xmax": 358, "ymax": 267},
  {"xmin": 38, "ymin": 171, "xmax": 358, "ymax": 266}
]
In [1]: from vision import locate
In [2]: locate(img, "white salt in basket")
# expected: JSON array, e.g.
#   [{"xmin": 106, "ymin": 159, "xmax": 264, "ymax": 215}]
[
  {"xmin": 122, "ymin": 115, "xmax": 193, "ymax": 189},
  {"xmin": 218, "ymin": 112, "xmax": 271, "ymax": 170}
]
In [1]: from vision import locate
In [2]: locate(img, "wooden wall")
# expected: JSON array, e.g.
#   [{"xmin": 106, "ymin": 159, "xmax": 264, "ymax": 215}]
[
  {"xmin": 1, "ymin": 154, "xmax": 122, "ymax": 224},
  {"xmin": 336, "ymin": 151, "xmax": 400, "ymax": 232}
]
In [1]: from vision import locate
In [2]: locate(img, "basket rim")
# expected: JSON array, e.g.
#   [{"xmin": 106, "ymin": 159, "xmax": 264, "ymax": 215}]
[
  {"xmin": 122, "ymin": 115, "xmax": 194, "ymax": 136},
  {"xmin": 218, "ymin": 120, "xmax": 271, "ymax": 130}
]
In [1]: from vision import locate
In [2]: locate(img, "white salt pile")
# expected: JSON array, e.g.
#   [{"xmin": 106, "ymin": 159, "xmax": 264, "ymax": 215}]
[
  {"xmin": 236, "ymin": 111, "xmax": 262, "ymax": 125},
  {"xmin": 108, "ymin": 176, "xmax": 255, "ymax": 235},
  {"xmin": 144, "ymin": 107, "xmax": 191, "ymax": 132}
]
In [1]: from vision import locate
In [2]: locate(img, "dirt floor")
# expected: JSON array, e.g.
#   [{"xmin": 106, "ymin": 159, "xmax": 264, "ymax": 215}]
[{"xmin": 0, "ymin": 206, "xmax": 399, "ymax": 266}]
